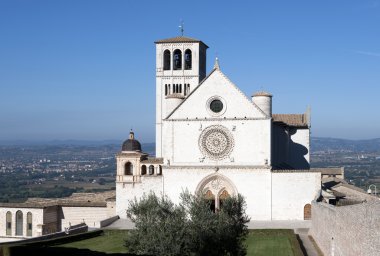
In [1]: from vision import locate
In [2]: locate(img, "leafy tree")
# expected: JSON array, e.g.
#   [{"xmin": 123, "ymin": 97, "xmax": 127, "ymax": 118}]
[{"xmin": 125, "ymin": 191, "xmax": 250, "ymax": 256}]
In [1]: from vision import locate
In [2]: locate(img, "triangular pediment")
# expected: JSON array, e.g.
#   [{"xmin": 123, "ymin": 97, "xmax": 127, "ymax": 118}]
[{"xmin": 167, "ymin": 69, "xmax": 267, "ymax": 120}]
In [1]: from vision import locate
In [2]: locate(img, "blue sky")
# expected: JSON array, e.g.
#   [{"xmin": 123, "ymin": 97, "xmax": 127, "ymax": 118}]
[{"xmin": 0, "ymin": 0, "xmax": 379, "ymax": 142}]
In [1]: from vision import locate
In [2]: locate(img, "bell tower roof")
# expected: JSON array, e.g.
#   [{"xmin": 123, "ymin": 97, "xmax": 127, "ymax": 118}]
[{"xmin": 155, "ymin": 36, "xmax": 209, "ymax": 48}]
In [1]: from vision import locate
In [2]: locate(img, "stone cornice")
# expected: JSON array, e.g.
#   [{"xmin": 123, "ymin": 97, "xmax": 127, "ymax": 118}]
[
  {"xmin": 271, "ymin": 169, "xmax": 321, "ymax": 173},
  {"xmin": 164, "ymin": 117, "xmax": 270, "ymax": 122},
  {"xmin": 164, "ymin": 165, "xmax": 270, "ymax": 170}
]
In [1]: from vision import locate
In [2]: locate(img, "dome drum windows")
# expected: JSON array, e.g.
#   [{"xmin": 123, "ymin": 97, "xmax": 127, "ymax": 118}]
[{"xmin": 124, "ymin": 162, "xmax": 133, "ymax": 175}]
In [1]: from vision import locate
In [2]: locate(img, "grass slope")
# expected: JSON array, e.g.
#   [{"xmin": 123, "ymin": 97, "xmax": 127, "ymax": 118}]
[
  {"xmin": 55, "ymin": 229, "xmax": 303, "ymax": 256},
  {"xmin": 246, "ymin": 230, "xmax": 303, "ymax": 256},
  {"xmin": 57, "ymin": 230, "xmax": 129, "ymax": 254}
]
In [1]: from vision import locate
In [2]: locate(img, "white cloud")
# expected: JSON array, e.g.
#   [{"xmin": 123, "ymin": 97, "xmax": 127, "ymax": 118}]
[{"xmin": 355, "ymin": 50, "xmax": 380, "ymax": 58}]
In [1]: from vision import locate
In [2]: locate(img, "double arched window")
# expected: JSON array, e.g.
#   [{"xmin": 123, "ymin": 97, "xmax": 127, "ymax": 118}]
[{"xmin": 124, "ymin": 162, "xmax": 133, "ymax": 175}]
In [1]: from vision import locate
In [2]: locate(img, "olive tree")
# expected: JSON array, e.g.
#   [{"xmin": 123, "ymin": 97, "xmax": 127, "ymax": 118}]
[{"xmin": 125, "ymin": 191, "xmax": 250, "ymax": 256}]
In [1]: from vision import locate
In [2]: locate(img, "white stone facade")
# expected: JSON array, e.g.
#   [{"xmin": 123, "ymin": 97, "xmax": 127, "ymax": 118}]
[{"xmin": 116, "ymin": 36, "xmax": 321, "ymax": 221}]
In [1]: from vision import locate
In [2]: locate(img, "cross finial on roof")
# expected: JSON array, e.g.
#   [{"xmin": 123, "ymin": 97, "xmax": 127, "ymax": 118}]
[
  {"xmin": 179, "ymin": 20, "xmax": 184, "ymax": 36},
  {"xmin": 129, "ymin": 129, "xmax": 135, "ymax": 140},
  {"xmin": 214, "ymin": 57, "xmax": 220, "ymax": 70}
]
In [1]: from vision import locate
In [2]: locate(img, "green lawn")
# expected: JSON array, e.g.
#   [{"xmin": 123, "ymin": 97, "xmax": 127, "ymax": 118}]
[
  {"xmin": 53, "ymin": 229, "xmax": 303, "ymax": 256},
  {"xmin": 57, "ymin": 230, "xmax": 129, "ymax": 254},
  {"xmin": 245, "ymin": 230, "xmax": 303, "ymax": 256}
]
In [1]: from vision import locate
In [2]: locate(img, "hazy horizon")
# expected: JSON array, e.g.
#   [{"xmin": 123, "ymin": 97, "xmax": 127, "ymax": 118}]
[{"xmin": 1, "ymin": 1, "xmax": 380, "ymax": 141}]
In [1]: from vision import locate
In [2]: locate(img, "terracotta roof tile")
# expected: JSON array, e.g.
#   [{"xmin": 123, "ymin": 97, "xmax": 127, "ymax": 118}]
[
  {"xmin": 272, "ymin": 114, "xmax": 308, "ymax": 127},
  {"xmin": 155, "ymin": 36, "xmax": 208, "ymax": 48},
  {"xmin": 141, "ymin": 157, "xmax": 164, "ymax": 164},
  {"xmin": 252, "ymin": 91, "xmax": 273, "ymax": 97}
]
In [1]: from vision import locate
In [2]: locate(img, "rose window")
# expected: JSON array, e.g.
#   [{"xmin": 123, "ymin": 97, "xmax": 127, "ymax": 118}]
[{"xmin": 199, "ymin": 125, "xmax": 234, "ymax": 160}]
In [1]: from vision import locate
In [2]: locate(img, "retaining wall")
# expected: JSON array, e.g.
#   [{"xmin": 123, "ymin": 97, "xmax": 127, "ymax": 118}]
[{"xmin": 310, "ymin": 200, "xmax": 380, "ymax": 256}]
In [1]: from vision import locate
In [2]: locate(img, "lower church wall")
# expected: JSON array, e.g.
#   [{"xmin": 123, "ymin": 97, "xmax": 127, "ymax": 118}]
[
  {"xmin": 116, "ymin": 168, "xmax": 320, "ymax": 221},
  {"xmin": 164, "ymin": 168, "xmax": 273, "ymax": 220},
  {"xmin": 271, "ymin": 172, "xmax": 320, "ymax": 220}
]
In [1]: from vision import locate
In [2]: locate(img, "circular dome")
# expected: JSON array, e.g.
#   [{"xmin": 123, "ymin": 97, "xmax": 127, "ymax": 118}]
[{"xmin": 122, "ymin": 131, "xmax": 142, "ymax": 152}]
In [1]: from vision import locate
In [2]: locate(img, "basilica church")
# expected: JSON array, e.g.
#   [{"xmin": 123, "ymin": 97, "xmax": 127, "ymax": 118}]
[{"xmin": 116, "ymin": 36, "xmax": 321, "ymax": 220}]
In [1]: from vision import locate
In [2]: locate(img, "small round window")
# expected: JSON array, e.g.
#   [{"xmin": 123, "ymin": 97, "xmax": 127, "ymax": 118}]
[{"xmin": 210, "ymin": 99, "xmax": 223, "ymax": 113}]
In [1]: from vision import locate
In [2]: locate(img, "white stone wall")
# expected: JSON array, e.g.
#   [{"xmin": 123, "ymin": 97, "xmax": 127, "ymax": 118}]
[
  {"xmin": 164, "ymin": 168, "xmax": 273, "ymax": 220},
  {"xmin": 310, "ymin": 201, "xmax": 380, "ymax": 256},
  {"xmin": 116, "ymin": 176, "xmax": 164, "ymax": 217},
  {"xmin": 116, "ymin": 167, "xmax": 320, "ymax": 221},
  {"xmin": 0, "ymin": 207, "xmax": 44, "ymax": 238},
  {"xmin": 271, "ymin": 172, "xmax": 320, "ymax": 220},
  {"xmin": 163, "ymin": 119, "xmax": 271, "ymax": 166},
  {"xmin": 168, "ymin": 70, "xmax": 266, "ymax": 120},
  {"xmin": 60, "ymin": 206, "xmax": 112, "ymax": 229}
]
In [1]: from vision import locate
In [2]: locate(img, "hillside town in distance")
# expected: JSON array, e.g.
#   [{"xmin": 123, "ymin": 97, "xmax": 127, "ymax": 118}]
[{"xmin": 0, "ymin": 138, "xmax": 379, "ymax": 203}]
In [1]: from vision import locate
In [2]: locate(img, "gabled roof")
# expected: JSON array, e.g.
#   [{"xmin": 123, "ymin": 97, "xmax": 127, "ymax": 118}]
[
  {"xmin": 155, "ymin": 36, "xmax": 209, "ymax": 48},
  {"xmin": 272, "ymin": 114, "xmax": 308, "ymax": 127},
  {"xmin": 165, "ymin": 68, "xmax": 268, "ymax": 119},
  {"xmin": 165, "ymin": 68, "xmax": 217, "ymax": 119}
]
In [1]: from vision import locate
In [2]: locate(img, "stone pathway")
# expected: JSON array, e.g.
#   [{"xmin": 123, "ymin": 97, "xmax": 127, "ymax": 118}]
[{"xmin": 294, "ymin": 228, "xmax": 320, "ymax": 256}]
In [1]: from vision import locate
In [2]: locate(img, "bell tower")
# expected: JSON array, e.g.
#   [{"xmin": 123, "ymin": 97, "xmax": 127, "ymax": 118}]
[{"xmin": 154, "ymin": 36, "xmax": 208, "ymax": 157}]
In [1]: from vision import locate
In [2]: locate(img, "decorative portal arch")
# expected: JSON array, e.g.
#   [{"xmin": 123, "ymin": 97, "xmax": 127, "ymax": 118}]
[
  {"xmin": 304, "ymin": 204, "xmax": 311, "ymax": 220},
  {"xmin": 15, "ymin": 210, "xmax": 23, "ymax": 236},
  {"xmin": 195, "ymin": 173, "xmax": 237, "ymax": 211}
]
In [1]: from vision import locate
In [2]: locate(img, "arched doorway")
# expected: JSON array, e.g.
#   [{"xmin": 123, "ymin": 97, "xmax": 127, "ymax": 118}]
[
  {"xmin": 304, "ymin": 204, "xmax": 311, "ymax": 220},
  {"xmin": 218, "ymin": 190, "xmax": 230, "ymax": 209},
  {"xmin": 204, "ymin": 190, "xmax": 216, "ymax": 212},
  {"xmin": 195, "ymin": 174, "xmax": 237, "ymax": 212}
]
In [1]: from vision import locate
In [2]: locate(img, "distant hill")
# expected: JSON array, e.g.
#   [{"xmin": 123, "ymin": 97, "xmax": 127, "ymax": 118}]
[
  {"xmin": 2, "ymin": 138, "xmax": 380, "ymax": 153},
  {"xmin": 311, "ymin": 137, "xmax": 380, "ymax": 152}
]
